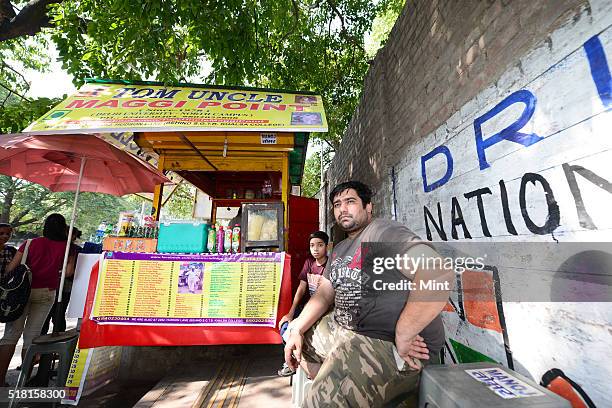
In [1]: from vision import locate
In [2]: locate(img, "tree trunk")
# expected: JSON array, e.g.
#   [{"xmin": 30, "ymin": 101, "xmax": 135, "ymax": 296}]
[
  {"xmin": 0, "ymin": 177, "xmax": 15, "ymax": 223},
  {"xmin": 0, "ymin": 0, "xmax": 63, "ymax": 42}
]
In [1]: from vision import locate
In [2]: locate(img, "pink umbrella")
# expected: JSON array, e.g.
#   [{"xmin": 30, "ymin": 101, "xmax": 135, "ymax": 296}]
[
  {"xmin": 0, "ymin": 133, "xmax": 166, "ymax": 195},
  {"xmin": 0, "ymin": 133, "xmax": 170, "ymax": 319}
]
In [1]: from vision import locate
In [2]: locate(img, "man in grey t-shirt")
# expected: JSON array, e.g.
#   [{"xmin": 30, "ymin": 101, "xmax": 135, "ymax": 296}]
[{"xmin": 284, "ymin": 181, "xmax": 453, "ymax": 407}]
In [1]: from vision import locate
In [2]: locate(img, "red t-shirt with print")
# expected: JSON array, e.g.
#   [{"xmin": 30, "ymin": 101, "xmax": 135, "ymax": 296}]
[
  {"xmin": 298, "ymin": 257, "xmax": 327, "ymax": 297},
  {"xmin": 19, "ymin": 237, "xmax": 69, "ymax": 289}
]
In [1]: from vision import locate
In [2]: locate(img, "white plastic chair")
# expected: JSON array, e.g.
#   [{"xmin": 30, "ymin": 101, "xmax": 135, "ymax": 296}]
[{"xmin": 291, "ymin": 366, "xmax": 313, "ymax": 407}]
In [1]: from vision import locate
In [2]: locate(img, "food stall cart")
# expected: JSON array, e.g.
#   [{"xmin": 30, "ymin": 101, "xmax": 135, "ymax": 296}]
[{"xmin": 23, "ymin": 79, "xmax": 325, "ymax": 403}]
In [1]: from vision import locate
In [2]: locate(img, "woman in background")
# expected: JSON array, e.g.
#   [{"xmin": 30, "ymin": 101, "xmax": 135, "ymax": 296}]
[
  {"xmin": 41, "ymin": 227, "xmax": 82, "ymax": 334},
  {"xmin": 0, "ymin": 214, "xmax": 76, "ymax": 386}
]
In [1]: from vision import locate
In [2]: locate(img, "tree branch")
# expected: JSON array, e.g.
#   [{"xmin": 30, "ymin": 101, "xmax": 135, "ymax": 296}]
[
  {"xmin": 323, "ymin": 136, "xmax": 337, "ymax": 152},
  {"xmin": 12, "ymin": 217, "xmax": 38, "ymax": 228},
  {"xmin": 0, "ymin": 0, "xmax": 63, "ymax": 42},
  {"xmin": 0, "ymin": 0, "xmax": 16, "ymax": 26},
  {"xmin": 9, "ymin": 189, "xmax": 60, "ymax": 224},
  {"xmin": 325, "ymin": 0, "xmax": 365, "ymax": 52},
  {"xmin": 326, "ymin": 0, "xmax": 346, "ymax": 34},
  {"xmin": 278, "ymin": 0, "xmax": 299, "ymax": 45},
  {"xmin": 10, "ymin": 205, "xmax": 34, "ymax": 225}
]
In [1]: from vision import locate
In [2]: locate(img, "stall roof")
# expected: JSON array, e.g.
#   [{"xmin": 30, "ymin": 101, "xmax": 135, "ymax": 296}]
[
  {"xmin": 23, "ymin": 79, "xmax": 325, "ymax": 185},
  {"xmin": 136, "ymin": 130, "xmax": 309, "ymax": 185}
]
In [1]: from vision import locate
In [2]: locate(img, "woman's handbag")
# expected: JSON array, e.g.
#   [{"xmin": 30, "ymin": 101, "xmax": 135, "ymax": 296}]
[{"xmin": 0, "ymin": 239, "xmax": 32, "ymax": 323}]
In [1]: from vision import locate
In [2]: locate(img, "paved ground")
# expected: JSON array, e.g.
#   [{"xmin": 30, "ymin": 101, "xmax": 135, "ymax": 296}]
[
  {"xmin": 133, "ymin": 347, "xmax": 292, "ymax": 408},
  {"xmin": 2, "ymin": 319, "xmax": 293, "ymax": 407},
  {"xmin": 2, "ymin": 318, "xmax": 80, "ymax": 387}
]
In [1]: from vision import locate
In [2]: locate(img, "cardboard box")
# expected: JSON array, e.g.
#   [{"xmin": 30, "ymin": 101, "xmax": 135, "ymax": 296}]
[{"xmin": 102, "ymin": 237, "xmax": 157, "ymax": 253}]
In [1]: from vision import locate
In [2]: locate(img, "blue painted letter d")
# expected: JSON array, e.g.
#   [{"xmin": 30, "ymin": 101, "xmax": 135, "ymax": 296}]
[{"xmin": 421, "ymin": 145, "xmax": 454, "ymax": 193}]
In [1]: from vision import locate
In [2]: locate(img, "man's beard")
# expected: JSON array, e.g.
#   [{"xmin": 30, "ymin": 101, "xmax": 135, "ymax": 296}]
[{"xmin": 339, "ymin": 217, "xmax": 361, "ymax": 232}]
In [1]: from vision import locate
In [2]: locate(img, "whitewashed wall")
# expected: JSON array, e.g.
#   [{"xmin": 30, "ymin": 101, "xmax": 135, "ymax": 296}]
[{"xmin": 392, "ymin": 2, "xmax": 612, "ymax": 403}]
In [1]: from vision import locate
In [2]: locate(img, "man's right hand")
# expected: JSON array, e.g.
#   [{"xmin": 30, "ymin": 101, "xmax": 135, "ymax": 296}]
[
  {"xmin": 283, "ymin": 329, "xmax": 303, "ymax": 371},
  {"xmin": 395, "ymin": 334, "xmax": 429, "ymax": 370}
]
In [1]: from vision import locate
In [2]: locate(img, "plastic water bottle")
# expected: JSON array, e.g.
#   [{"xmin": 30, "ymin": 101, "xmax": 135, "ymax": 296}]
[{"xmin": 95, "ymin": 221, "xmax": 107, "ymax": 244}]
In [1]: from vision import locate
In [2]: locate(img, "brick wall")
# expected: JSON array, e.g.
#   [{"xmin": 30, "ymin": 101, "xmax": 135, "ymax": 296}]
[
  {"xmin": 324, "ymin": 0, "xmax": 612, "ymax": 404},
  {"xmin": 328, "ymin": 0, "xmax": 589, "ymax": 213}
]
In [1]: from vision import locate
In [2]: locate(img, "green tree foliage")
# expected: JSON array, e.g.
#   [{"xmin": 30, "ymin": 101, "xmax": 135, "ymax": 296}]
[
  {"xmin": 0, "ymin": 96, "xmax": 59, "ymax": 133},
  {"xmin": 0, "ymin": 0, "xmax": 398, "ymax": 150},
  {"xmin": 160, "ymin": 182, "xmax": 195, "ymax": 220},
  {"xmin": 1, "ymin": 1, "xmax": 406, "ymax": 223},
  {"xmin": 70, "ymin": 192, "xmax": 135, "ymax": 239},
  {"xmin": 0, "ymin": 175, "xmax": 138, "ymax": 239},
  {"xmin": 0, "ymin": 34, "xmax": 50, "ymax": 100},
  {"xmin": 366, "ymin": 0, "xmax": 405, "ymax": 58},
  {"xmin": 0, "ymin": 176, "xmax": 70, "ymax": 227},
  {"xmin": 301, "ymin": 152, "xmax": 322, "ymax": 198},
  {"xmin": 301, "ymin": 145, "xmax": 333, "ymax": 198}
]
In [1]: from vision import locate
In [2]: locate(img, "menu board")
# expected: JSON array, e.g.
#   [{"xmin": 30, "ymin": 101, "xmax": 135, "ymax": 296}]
[{"xmin": 90, "ymin": 252, "xmax": 284, "ymax": 326}]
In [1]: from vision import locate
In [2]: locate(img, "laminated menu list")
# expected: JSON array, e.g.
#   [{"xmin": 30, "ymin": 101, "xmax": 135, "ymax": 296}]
[{"xmin": 90, "ymin": 251, "xmax": 284, "ymax": 327}]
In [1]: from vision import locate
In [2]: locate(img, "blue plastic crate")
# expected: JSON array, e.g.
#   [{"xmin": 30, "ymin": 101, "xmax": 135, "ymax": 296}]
[{"xmin": 157, "ymin": 222, "xmax": 209, "ymax": 253}]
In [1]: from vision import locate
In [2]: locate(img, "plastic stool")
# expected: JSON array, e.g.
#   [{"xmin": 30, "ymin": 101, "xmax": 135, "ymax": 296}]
[
  {"xmin": 17, "ymin": 329, "xmax": 78, "ymax": 388},
  {"xmin": 291, "ymin": 366, "xmax": 313, "ymax": 407}
]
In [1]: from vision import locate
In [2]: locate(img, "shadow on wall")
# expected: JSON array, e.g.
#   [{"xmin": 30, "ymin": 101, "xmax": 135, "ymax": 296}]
[{"xmin": 552, "ymin": 250, "xmax": 612, "ymax": 301}]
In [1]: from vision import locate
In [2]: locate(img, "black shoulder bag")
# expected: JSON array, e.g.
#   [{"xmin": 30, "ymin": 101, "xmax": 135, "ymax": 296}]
[{"xmin": 0, "ymin": 240, "xmax": 32, "ymax": 323}]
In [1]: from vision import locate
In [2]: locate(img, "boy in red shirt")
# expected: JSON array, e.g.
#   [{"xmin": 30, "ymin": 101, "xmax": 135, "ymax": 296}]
[{"xmin": 277, "ymin": 231, "xmax": 328, "ymax": 376}]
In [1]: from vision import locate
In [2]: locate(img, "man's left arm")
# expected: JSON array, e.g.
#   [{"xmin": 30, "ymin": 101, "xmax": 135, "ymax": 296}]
[{"xmin": 395, "ymin": 244, "xmax": 454, "ymax": 369}]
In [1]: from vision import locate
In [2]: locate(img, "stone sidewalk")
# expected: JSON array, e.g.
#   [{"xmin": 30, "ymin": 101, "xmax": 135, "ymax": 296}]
[
  {"xmin": 1, "ymin": 320, "xmax": 293, "ymax": 407},
  {"xmin": 132, "ymin": 347, "xmax": 292, "ymax": 408},
  {"xmin": 1, "ymin": 318, "xmax": 80, "ymax": 387}
]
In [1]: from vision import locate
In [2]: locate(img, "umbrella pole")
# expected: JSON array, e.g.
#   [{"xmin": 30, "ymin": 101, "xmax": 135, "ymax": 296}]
[{"xmin": 54, "ymin": 157, "xmax": 87, "ymax": 333}]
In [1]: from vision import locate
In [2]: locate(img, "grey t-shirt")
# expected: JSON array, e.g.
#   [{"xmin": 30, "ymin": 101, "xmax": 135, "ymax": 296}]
[{"xmin": 324, "ymin": 218, "xmax": 445, "ymax": 352}]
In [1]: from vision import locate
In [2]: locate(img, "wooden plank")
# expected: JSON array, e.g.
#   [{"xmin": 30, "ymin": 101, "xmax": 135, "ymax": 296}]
[{"xmin": 164, "ymin": 157, "xmax": 284, "ymax": 172}]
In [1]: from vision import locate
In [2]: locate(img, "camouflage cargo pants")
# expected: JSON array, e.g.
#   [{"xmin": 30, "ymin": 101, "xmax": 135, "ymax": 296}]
[{"xmin": 301, "ymin": 313, "xmax": 437, "ymax": 408}]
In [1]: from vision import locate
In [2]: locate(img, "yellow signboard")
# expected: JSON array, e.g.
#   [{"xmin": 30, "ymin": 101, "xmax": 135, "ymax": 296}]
[{"xmin": 24, "ymin": 82, "xmax": 328, "ymax": 133}]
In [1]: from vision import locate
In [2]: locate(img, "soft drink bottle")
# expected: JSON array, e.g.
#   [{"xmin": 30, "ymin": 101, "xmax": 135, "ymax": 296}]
[
  {"xmin": 207, "ymin": 225, "xmax": 216, "ymax": 252},
  {"xmin": 231, "ymin": 225, "xmax": 241, "ymax": 253},
  {"xmin": 217, "ymin": 226, "xmax": 224, "ymax": 253},
  {"xmin": 224, "ymin": 228, "xmax": 232, "ymax": 253}
]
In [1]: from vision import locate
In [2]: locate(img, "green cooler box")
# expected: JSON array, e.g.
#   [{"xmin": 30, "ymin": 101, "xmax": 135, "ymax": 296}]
[
  {"xmin": 419, "ymin": 362, "xmax": 571, "ymax": 407},
  {"xmin": 157, "ymin": 222, "xmax": 209, "ymax": 253}
]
